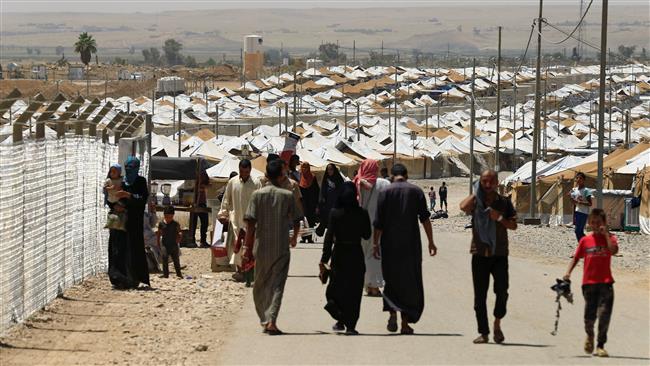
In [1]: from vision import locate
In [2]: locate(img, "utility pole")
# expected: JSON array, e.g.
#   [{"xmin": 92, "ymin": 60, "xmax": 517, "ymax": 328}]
[
  {"xmin": 292, "ymin": 71, "xmax": 297, "ymax": 131},
  {"xmin": 538, "ymin": 62, "xmax": 548, "ymax": 159},
  {"xmin": 530, "ymin": 0, "xmax": 543, "ymax": 219},
  {"xmin": 284, "ymin": 103, "xmax": 289, "ymax": 133},
  {"xmin": 424, "ymin": 104, "xmax": 429, "ymax": 178},
  {"xmin": 388, "ymin": 100, "xmax": 392, "ymax": 132},
  {"xmin": 356, "ymin": 104, "xmax": 360, "ymax": 142},
  {"xmin": 607, "ymin": 48, "xmax": 612, "ymax": 152},
  {"xmin": 353, "ymin": 40, "xmax": 356, "ymax": 64},
  {"xmin": 216, "ymin": 104, "xmax": 219, "ymax": 138},
  {"xmin": 495, "ymin": 26, "xmax": 502, "ymax": 172},
  {"xmin": 177, "ymin": 109, "xmax": 182, "ymax": 157},
  {"xmin": 343, "ymin": 103, "xmax": 348, "ymax": 139},
  {"xmin": 624, "ymin": 110, "xmax": 630, "ymax": 147},
  {"xmin": 381, "ymin": 40, "xmax": 384, "ymax": 59},
  {"xmin": 469, "ymin": 59, "xmax": 476, "ymax": 194},
  {"xmin": 596, "ymin": 0, "xmax": 608, "ymax": 208},
  {"xmin": 393, "ymin": 69, "xmax": 398, "ymax": 163},
  {"xmin": 513, "ymin": 70, "xmax": 518, "ymax": 172},
  {"xmin": 278, "ymin": 105, "xmax": 282, "ymax": 136},
  {"xmin": 240, "ymin": 48, "xmax": 244, "ymax": 87},
  {"xmin": 437, "ymin": 97, "xmax": 441, "ymax": 128}
]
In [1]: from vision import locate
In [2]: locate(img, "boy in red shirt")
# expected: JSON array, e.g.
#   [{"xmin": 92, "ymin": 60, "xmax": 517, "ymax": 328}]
[{"xmin": 563, "ymin": 208, "xmax": 618, "ymax": 358}]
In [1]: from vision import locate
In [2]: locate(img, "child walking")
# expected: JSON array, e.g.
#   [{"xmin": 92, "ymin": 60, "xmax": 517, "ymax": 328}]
[
  {"xmin": 563, "ymin": 208, "xmax": 618, "ymax": 357},
  {"xmin": 157, "ymin": 206, "xmax": 183, "ymax": 279}
]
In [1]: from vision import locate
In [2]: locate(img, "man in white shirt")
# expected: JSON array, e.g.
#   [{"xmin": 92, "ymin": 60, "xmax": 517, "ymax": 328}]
[
  {"xmin": 569, "ymin": 172, "xmax": 593, "ymax": 242},
  {"xmin": 219, "ymin": 159, "xmax": 261, "ymax": 281}
]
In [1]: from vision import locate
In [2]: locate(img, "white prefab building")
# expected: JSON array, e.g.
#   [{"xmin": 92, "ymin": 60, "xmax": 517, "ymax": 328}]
[{"xmin": 68, "ymin": 65, "xmax": 85, "ymax": 80}]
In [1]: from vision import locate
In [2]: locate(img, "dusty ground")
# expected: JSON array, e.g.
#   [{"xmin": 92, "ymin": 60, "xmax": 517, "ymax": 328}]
[{"xmin": 0, "ymin": 248, "xmax": 246, "ymax": 366}]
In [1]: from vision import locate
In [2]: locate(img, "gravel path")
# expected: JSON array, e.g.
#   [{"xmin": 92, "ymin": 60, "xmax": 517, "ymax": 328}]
[{"xmin": 0, "ymin": 248, "xmax": 247, "ymax": 366}]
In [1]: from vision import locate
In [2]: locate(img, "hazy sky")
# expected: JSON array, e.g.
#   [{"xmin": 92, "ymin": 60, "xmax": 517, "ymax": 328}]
[{"xmin": 2, "ymin": 0, "xmax": 645, "ymax": 13}]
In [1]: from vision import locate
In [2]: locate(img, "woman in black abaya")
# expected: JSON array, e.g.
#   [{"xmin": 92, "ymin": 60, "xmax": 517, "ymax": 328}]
[
  {"xmin": 108, "ymin": 156, "xmax": 150, "ymax": 289},
  {"xmin": 320, "ymin": 182, "xmax": 371, "ymax": 335}
]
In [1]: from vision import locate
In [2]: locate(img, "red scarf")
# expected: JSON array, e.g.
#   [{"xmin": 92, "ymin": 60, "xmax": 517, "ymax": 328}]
[
  {"xmin": 299, "ymin": 162, "xmax": 315, "ymax": 189},
  {"xmin": 353, "ymin": 159, "xmax": 379, "ymax": 200}
]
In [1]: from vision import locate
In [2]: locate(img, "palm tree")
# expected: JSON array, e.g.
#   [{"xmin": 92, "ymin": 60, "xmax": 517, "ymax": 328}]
[{"xmin": 74, "ymin": 32, "xmax": 97, "ymax": 96}]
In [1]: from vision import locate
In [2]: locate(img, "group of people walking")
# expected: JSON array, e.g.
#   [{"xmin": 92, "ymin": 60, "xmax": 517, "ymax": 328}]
[{"xmin": 101, "ymin": 154, "xmax": 619, "ymax": 356}]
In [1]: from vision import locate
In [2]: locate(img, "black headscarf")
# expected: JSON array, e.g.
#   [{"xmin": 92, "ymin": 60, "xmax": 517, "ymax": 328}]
[
  {"xmin": 336, "ymin": 181, "xmax": 359, "ymax": 210},
  {"xmin": 321, "ymin": 163, "xmax": 344, "ymax": 191}
]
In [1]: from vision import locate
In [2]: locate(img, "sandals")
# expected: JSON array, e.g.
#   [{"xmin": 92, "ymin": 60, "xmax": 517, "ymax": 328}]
[
  {"xmin": 493, "ymin": 328, "xmax": 505, "ymax": 344},
  {"xmin": 584, "ymin": 335, "xmax": 594, "ymax": 354},
  {"xmin": 332, "ymin": 322, "xmax": 345, "ymax": 332},
  {"xmin": 264, "ymin": 328, "xmax": 283, "ymax": 336},
  {"xmin": 473, "ymin": 334, "xmax": 489, "ymax": 344},
  {"xmin": 387, "ymin": 314, "xmax": 398, "ymax": 333}
]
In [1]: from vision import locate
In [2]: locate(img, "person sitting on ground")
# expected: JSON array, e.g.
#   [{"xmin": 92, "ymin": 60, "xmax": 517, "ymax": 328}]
[
  {"xmin": 157, "ymin": 206, "xmax": 183, "ymax": 279},
  {"xmin": 563, "ymin": 208, "xmax": 618, "ymax": 358},
  {"xmin": 460, "ymin": 169, "xmax": 517, "ymax": 345}
]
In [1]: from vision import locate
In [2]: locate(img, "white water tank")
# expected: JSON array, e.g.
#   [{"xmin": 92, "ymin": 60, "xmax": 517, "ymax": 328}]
[{"xmin": 244, "ymin": 35, "xmax": 263, "ymax": 53}]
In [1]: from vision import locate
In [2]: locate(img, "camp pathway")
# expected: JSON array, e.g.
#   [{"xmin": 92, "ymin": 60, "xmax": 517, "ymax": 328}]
[{"xmin": 217, "ymin": 230, "xmax": 650, "ymax": 365}]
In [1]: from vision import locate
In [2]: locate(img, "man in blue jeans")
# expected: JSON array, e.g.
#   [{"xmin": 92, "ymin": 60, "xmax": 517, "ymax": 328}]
[{"xmin": 570, "ymin": 172, "xmax": 593, "ymax": 242}]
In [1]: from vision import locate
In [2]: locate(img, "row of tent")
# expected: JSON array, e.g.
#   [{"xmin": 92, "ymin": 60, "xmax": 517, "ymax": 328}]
[{"xmin": 503, "ymin": 143, "xmax": 650, "ymax": 235}]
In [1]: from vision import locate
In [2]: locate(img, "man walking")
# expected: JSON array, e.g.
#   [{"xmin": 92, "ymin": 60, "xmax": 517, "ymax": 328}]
[
  {"xmin": 372, "ymin": 164, "xmax": 437, "ymax": 334},
  {"xmin": 244, "ymin": 160, "xmax": 302, "ymax": 335},
  {"xmin": 460, "ymin": 169, "xmax": 517, "ymax": 344},
  {"xmin": 219, "ymin": 159, "xmax": 261, "ymax": 282},
  {"xmin": 439, "ymin": 182, "xmax": 448, "ymax": 211}
]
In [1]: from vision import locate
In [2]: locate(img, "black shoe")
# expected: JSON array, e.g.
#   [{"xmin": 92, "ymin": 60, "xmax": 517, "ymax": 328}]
[
  {"xmin": 332, "ymin": 322, "xmax": 345, "ymax": 332},
  {"xmin": 159, "ymin": 274, "xmax": 169, "ymax": 278},
  {"xmin": 345, "ymin": 329, "xmax": 359, "ymax": 336}
]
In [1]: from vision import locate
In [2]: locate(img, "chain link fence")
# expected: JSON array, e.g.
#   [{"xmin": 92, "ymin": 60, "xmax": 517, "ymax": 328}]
[{"xmin": 0, "ymin": 137, "xmax": 119, "ymax": 335}]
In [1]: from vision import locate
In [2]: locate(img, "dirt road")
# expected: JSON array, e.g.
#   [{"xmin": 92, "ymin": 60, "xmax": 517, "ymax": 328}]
[{"xmin": 218, "ymin": 230, "xmax": 650, "ymax": 365}]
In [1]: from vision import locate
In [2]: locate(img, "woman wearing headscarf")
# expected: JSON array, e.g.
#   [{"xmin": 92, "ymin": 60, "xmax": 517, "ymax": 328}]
[
  {"xmin": 316, "ymin": 163, "xmax": 344, "ymax": 237},
  {"xmin": 299, "ymin": 162, "xmax": 320, "ymax": 243},
  {"xmin": 353, "ymin": 159, "xmax": 391, "ymax": 297},
  {"xmin": 109, "ymin": 156, "xmax": 151, "ymax": 289},
  {"xmin": 320, "ymin": 182, "xmax": 371, "ymax": 335}
]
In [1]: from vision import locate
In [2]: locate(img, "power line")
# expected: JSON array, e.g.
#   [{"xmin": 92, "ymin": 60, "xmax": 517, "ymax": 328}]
[
  {"xmin": 540, "ymin": 0, "xmax": 594, "ymax": 45},
  {"xmin": 540, "ymin": 20, "xmax": 638, "ymax": 64},
  {"xmin": 509, "ymin": 20, "xmax": 537, "ymax": 82}
]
